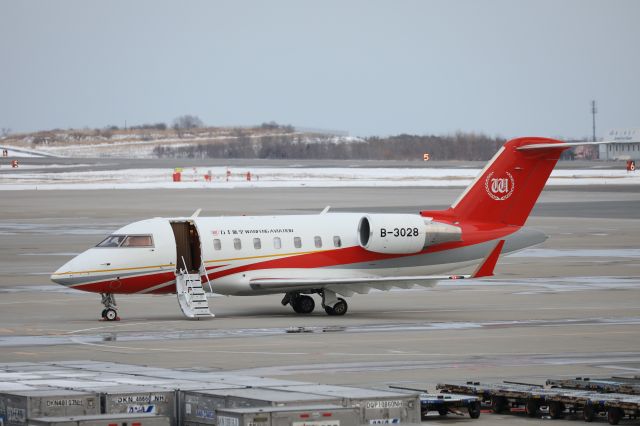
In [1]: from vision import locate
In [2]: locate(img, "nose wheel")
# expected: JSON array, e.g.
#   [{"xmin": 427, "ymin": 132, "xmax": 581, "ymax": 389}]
[{"xmin": 100, "ymin": 293, "xmax": 120, "ymax": 321}]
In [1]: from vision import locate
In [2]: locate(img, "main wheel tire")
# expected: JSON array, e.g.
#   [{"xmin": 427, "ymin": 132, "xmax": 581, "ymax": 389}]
[
  {"xmin": 437, "ymin": 408, "xmax": 448, "ymax": 416},
  {"xmin": 292, "ymin": 295, "xmax": 315, "ymax": 314},
  {"xmin": 583, "ymin": 404, "xmax": 595, "ymax": 422},
  {"xmin": 525, "ymin": 399, "xmax": 539, "ymax": 418},
  {"xmin": 104, "ymin": 308, "xmax": 118, "ymax": 321},
  {"xmin": 468, "ymin": 401, "xmax": 481, "ymax": 419},
  {"xmin": 549, "ymin": 401, "xmax": 565, "ymax": 419},
  {"xmin": 491, "ymin": 396, "xmax": 507, "ymax": 414},
  {"xmin": 331, "ymin": 298, "xmax": 348, "ymax": 316},
  {"xmin": 101, "ymin": 309, "xmax": 107, "ymax": 319},
  {"xmin": 607, "ymin": 407, "xmax": 623, "ymax": 425}
]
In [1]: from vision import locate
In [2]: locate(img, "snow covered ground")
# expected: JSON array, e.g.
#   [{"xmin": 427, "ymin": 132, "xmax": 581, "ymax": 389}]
[
  {"xmin": 1, "ymin": 166, "xmax": 638, "ymax": 190},
  {"xmin": 0, "ymin": 145, "xmax": 61, "ymax": 158}
]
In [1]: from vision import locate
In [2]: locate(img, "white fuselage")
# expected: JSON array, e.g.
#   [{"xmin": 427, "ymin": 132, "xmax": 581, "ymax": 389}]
[{"xmin": 51, "ymin": 213, "xmax": 544, "ymax": 296}]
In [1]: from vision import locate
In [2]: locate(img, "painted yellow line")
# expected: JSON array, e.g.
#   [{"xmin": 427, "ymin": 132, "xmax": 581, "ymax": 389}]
[
  {"xmin": 52, "ymin": 263, "xmax": 174, "ymax": 276},
  {"xmin": 204, "ymin": 249, "xmax": 323, "ymax": 264}
]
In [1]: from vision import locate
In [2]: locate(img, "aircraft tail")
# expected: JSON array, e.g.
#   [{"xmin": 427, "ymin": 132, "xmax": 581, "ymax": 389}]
[{"xmin": 444, "ymin": 137, "xmax": 569, "ymax": 227}]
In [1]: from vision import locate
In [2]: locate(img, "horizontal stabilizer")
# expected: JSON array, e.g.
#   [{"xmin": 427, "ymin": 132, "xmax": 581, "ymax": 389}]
[{"xmin": 516, "ymin": 141, "xmax": 603, "ymax": 151}]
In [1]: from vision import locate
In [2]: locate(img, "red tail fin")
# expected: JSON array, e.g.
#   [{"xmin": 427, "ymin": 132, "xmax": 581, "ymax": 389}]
[{"xmin": 448, "ymin": 137, "xmax": 568, "ymax": 226}]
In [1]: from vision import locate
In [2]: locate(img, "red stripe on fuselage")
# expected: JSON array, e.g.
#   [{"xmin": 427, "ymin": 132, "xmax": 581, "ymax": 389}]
[
  {"xmin": 205, "ymin": 224, "xmax": 519, "ymax": 280},
  {"xmin": 71, "ymin": 271, "xmax": 176, "ymax": 294}
]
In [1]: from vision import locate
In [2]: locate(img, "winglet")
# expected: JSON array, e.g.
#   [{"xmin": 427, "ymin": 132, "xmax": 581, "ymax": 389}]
[
  {"xmin": 191, "ymin": 208, "xmax": 202, "ymax": 219},
  {"xmin": 472, "ymin": 240, "xmax": 505, "ymax": 278}
]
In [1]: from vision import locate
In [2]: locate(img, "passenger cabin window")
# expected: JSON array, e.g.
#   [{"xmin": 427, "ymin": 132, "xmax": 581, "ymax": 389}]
[
  {"xmin": 273, "ymin": 237, "xmax": 282, "ymax": 249},
  {"xmin": 96, "ymin": 234, "xmax": 153, "ymax": 248},
  {"xmin": 333, "ymin": 236, "xmax": 342, "ymax": 247},
  {"xmin": 213, "ymin": 239, "xmax": 222, "ymax": 250},
  {"xmin": 233, "ymin": 238, "xmax": 242, "ymax": 250},
  {"xmin": 294, "ymin": 236, "xmax": 302, "ymax": 249},
  {"xmin": 314, "ymin": 236, "xmax": 322, "ymax": 248},
  {"xmin": 253, "ymin": 238, "xmax": 261, "ymax": 250}
]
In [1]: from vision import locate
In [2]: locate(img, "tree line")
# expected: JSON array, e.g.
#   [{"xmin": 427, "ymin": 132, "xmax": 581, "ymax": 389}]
[{"xmin": 153, "ymin": 132, "xmax": 505, "ymax": 161}]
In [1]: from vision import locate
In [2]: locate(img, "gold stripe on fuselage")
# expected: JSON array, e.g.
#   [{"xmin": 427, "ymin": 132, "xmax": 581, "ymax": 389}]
[
  {"xmin": 52, "ymin": 263, "xmax": 174, "ymax": 276},
  {"xmin": 55, "ymin": 248, "xmax": 332, "ymax": 276},
  {"xmin": 203, "ymin": 249, "xmax": 324, "ymax": 264}
]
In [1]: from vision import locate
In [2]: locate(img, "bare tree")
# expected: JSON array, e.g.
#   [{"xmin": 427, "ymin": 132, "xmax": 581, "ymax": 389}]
[{"xmin": 173, "ymin": 115, "xmax": 204, "ymax": 130}]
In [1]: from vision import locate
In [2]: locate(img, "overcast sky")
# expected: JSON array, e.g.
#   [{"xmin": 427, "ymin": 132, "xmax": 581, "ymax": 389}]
[{"xmin": 1, "ymin": 0, "xmax": 638, "ymax": 139}]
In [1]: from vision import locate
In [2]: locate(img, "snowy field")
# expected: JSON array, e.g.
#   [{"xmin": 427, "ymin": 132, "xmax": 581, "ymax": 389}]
[
  {"xmin": 1, "ymin": 166, "xmax": 638, "ymax": 190},
  {"xmin": 0, "ymin": 145, "xmax": 61, "ymax": 158}
]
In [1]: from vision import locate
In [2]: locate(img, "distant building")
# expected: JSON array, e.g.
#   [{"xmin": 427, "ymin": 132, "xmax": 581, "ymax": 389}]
[{"xmin": 599, "ymin": 128, "xmax": 640, "ymax": 160}]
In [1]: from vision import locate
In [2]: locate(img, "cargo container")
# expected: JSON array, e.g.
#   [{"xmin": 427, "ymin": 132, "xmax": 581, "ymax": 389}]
[
  {"xmin": 27, "ymin": 412, "xmax": 170, "ymax": 426},
  {"xmin": 195, "ymin": 376, "xmax": 307, "ymax": 388},
  {"xmin": 269, "ymin": 385, "xmax": 421, "ymax": 424},
  {"xmin": 173, "ymin": 383, "xmax": 246, "ymax": 425},
  {"xmin": 88, "ymin": 386, "xmax": 177, "ymax": 426},
  {"xmin": 0, "ymin": 389, "xmax": 99, "ymax": 426},
  {"xmin": 180, "ymin": 388, "xmax": 341, "ymax": 426},
  {"xmin": 214, "ymin": 404, "xmax": 359, "ymax": 426}
]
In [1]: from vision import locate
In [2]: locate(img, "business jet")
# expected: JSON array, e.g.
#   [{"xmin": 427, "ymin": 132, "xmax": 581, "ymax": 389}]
[{"xmin": 51, "ymin": 137, "xmax": 587, "ymax": 320}]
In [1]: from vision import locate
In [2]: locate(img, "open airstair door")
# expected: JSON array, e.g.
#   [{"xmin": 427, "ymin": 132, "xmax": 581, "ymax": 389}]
[
  {"xmin": 170, "ymin": 221, "xmax": 214, "ymax": 319},
  {"xmin": 171, "ymin": 221, "xmax": 201, "ymax": 273}
]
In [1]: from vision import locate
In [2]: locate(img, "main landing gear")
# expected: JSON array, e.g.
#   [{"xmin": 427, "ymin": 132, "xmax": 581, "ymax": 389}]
[
  {"xmin": 100, "ymin": 293, "xmax": 120, "ymax": 321},
  {"xmin": 281, "ymin": 289, "xmax": 348, "ymax": 316}
]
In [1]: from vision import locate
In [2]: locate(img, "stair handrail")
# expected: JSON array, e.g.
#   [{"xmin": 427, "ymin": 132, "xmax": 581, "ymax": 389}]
[
  {"xmin": 201, "ymin": 264, "xmax": 213, "ymax": 294},
  {"xmin": 180, "ymin": 256, "xmax": 189, "ymax": 275}
]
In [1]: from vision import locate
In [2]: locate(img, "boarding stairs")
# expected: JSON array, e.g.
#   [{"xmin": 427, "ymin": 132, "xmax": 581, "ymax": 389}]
[{"xmin": 176, "ymin": 271, "xmax": 215, "ymax": 319}]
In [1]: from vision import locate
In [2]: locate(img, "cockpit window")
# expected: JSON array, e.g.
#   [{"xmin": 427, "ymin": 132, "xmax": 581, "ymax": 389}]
[
  {"xmin": 96, "ymin": 234, "xmax": 153, "ymax": 248},
  {"xmin": 122, "ymin": 235, "xmax": 154, "ymax": 247},
  {"xmin": 96, "ymin": 235, "xmax": 126, "ymax": 247}
]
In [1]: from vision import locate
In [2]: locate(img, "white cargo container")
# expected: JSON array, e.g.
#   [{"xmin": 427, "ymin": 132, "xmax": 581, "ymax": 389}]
[
  {"xmin": 0, "ymin": 389, "xmax": 99, "ymax": 426},
  {"xmin": 180, "ymin": 388, "xmax": 341, "ymax": 426},
  {"xmin": 85, "ymin": 386, "xmax": 177, "ymax": 426},
  {"xmin": 268, "ymin": 385, "xmax": 421, "ymax": 424},
  {"xmin": 28, "ymin": 412, "xmax": 170, "ymax": 426},
  {"xmin": 215, "ymin": 404, "xmax": 360, "ymax": 426}
]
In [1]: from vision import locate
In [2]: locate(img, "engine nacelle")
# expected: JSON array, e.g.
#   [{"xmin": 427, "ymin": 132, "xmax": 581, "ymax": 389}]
[{"xmin": 358, "ymin": 214, "xmax": 461, "ymax": 254}]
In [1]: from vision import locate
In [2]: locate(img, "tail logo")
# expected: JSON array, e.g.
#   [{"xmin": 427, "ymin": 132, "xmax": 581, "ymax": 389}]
[{"xmin": 485, "ymin": 171, "xmax": 515, "ymax": 201}]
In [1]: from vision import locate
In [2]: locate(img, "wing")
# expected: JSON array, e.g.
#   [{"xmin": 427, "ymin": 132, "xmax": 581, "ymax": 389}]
[
  {"xmin": 249, "ymin": 274, "xmax": 469, "ymax": 296},
  {"xmin": 247, "ymin": 239, "xmax": 505, "ymax": 296}
]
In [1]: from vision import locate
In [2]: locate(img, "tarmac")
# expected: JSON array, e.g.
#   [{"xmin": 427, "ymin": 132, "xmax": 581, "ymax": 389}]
[{"xmin": 0, "ymin": 182, "xmax": 639, "ymax": 425}]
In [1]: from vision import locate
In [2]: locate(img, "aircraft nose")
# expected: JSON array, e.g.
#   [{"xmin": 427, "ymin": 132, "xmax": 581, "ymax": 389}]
[
  {"xmin": 50, "ymin": 258, "xmax": 75, "ymax": 285},
  {"xmin": 50, "ymin": 271, "xmax": 65, "ymax": 285}
]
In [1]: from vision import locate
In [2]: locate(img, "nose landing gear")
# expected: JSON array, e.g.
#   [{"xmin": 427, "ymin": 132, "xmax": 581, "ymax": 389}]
[{"xmin": 100, "ymin": 293, "xmax": 120, "ymax": 321}]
